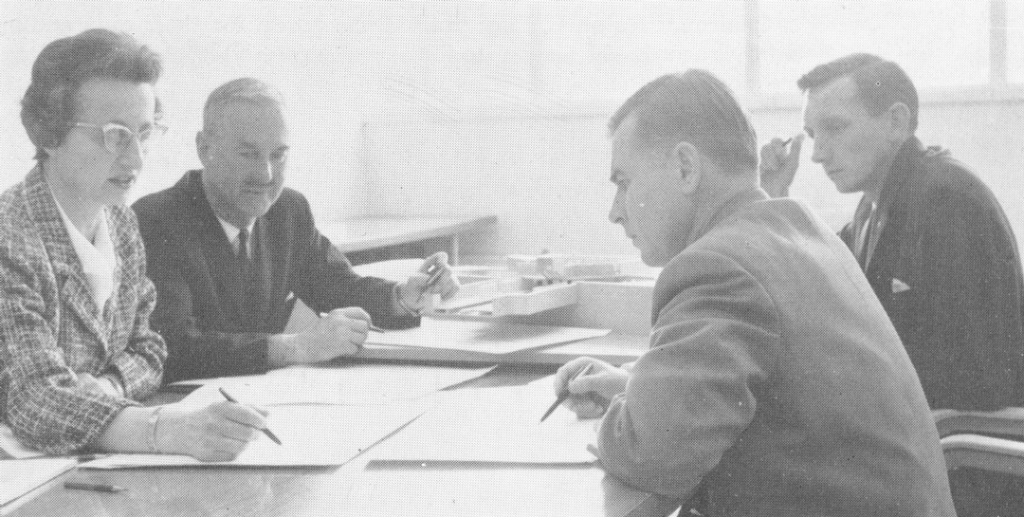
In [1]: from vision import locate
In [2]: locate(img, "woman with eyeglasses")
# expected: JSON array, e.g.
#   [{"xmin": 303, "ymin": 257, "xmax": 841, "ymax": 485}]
[{"xmin": 1, "ymin": 29, "xmax": 265, "ymax": 460}]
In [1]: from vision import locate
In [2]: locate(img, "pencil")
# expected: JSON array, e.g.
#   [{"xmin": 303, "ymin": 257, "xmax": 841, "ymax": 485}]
[
  {"xmin": 218, "ymin": 387, "xmax": 283, "ymax": 445},
  {"xmin": 64, "ymin": 480, "xmax": 126, "ymax": 493},
  {"xmin": 540, "ymin": 364, "xmax": 594, "ymax": 422}
]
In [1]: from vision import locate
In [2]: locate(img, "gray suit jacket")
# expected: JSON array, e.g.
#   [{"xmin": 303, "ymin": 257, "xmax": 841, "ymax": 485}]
[{"xmin": 597, "ymin": 189, "xmax": 955, "ymax": 516}]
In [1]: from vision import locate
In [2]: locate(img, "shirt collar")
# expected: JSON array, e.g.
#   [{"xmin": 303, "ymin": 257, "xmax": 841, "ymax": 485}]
[{"xmin": 216, "ymin": 217, "xmax": 256, "ymax": 243}]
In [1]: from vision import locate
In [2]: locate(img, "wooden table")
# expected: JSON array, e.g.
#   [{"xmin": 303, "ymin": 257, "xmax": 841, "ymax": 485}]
[
  {"xmin": 8, "ymin": 365, "xmax": 681, "ymax": 517},
  {"xmin": 318, "ymin": 215, "xmax": 497, "ymax": 265}
]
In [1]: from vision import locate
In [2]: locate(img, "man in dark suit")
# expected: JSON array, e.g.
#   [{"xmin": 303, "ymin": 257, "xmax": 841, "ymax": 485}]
[
  {"xmin": 133, "ymin": 78, "xmax": 457, "ymax": 384},
  {"xmin": 554, "ymin": 70, "xmax": 955, "ymax": 515},
  {"xmin": 761, "ymin": 53, "xmax": 1024, "ymax": 516}
]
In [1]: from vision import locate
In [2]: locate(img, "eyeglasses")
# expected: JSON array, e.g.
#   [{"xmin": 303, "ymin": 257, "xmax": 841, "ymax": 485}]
[{"xmin": 73, "ymin": 122, "xmax": 168, "ymax": 155}]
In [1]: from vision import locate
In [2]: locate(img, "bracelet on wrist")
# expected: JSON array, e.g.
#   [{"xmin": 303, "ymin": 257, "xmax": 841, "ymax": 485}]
[{"xmin": 147, "ymin": 406, "xmax": 163, "ymax": 453}]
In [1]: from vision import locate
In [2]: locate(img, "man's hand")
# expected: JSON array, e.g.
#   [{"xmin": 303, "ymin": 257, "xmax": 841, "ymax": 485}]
[
  {"xmin": 271, "ymin": 307, "xmax": 372, "ymax": 366},
  {"xmin": 398, "ymin": 252, "xmax": 460, "ymax": 313},
  {"xmin": 553, "ymin": 357, "xmax": 629, "ymax": 419},
  {"xmin": 156, "ymin": 402, "xmax": 268, "ymax": 462},
  {"xmin": 759, "ymin": 134, "xmax": 804, "ymax": 198}
]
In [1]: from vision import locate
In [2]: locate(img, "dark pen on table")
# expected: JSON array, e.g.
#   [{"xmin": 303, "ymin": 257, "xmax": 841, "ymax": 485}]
[
  {"xmin": 64, "ymin": 480, "xmax": 126, "ymax": 493},
  {"xmin": 218, "ymin": 387, "xmax": 283, "ymax": 445},
  {"xmin": 541, "ymin": 364, "xmax": 594, "ymax": 422}
]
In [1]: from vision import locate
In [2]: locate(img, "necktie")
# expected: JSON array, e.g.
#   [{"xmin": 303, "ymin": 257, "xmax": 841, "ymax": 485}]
[
  {"xmin": 854, "ymin": 202, "xmax": 876, "ymax": 267},
  {"xmin": 236, "ymin": 228, "xmax": 250, "ymax": 278},
  {"xmin": 236, "ymin": 228, "xmax": 260, "ymax": 327}
]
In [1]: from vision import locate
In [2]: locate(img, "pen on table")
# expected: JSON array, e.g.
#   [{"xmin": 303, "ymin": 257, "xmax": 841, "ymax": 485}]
[
  {"xmin": 218, "ymin": 387, "xmax": 283, "ymax": 445},
  {"xmin": 64, "ymin": 480, "xmax": 126, "ymax": 493},
  {"xmin": 541, "ymin": 364, "xmax": 594, "ymax": 422}
]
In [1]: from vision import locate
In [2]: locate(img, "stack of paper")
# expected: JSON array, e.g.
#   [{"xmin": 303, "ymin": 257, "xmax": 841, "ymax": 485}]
[
  {"xmin": 368, "ymin": 376, "xmax": 600, "ymax": 465},
  {"xmin": 1, "ymin": 458, "xmax": 77, "ymax": 512}
]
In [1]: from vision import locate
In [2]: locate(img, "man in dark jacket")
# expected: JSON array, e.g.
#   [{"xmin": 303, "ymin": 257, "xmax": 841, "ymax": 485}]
[
  {"xmin": 761, "ymin": 53, "xmax": 1024, "ymax": 516},
  {"xmin": 133, "ymin": 78, "xmax": 458, "ymax": 384}
]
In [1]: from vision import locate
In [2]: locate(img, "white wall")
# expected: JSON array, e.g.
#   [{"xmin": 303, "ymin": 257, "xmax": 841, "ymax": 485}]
[
  {"xmin": 2, "ymin": 1, "xmax": 1021, "ymax": 259},
  {"xmin": 368, "ymin": 100, "xmax": 1024, "ymax": 258}
]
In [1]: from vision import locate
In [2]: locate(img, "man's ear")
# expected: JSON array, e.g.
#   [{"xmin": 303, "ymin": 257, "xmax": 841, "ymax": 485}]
[
  {"xmin": 672, "ymin": 141, "xmax": 703, "ymax": 195},
  {"xmin": 196, "ymin": 131, "xmax": 210, "ymax": 167},
  {"xmin": 887, "ymin": 102, "xmax": 911, "ymax": 138}
]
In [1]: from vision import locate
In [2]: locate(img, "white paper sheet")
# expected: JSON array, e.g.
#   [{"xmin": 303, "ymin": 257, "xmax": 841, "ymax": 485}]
[
  {"xmin": 174, "ymin": 364, "xmax": 494, "ymax": 408},
  {"xmin": 81, "ymin": 403, "xmax": 422, "ymax": 469},
  {"xmin": 364, "ymin": 318, "xmax": 611, "ymax": 355},
  {"xmin": 1, "ymin": 458, "xmax": 76, "ymax": 507},
  {"xmin": 368, "ymin": 376, "xmax": 600, "ymax": 465}
]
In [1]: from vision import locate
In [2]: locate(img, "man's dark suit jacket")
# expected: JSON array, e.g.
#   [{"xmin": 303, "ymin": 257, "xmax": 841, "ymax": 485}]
[
  {"xmin": 133, "ymin": 170, "xmax": 417, "ymax": 383},
  {"xmin": 840, "ymin": 137, "xmax": 1024, "ymax": 411}
]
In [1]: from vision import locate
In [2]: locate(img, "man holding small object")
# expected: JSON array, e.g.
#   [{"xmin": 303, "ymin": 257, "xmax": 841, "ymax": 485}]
[
  {"xmin": 761, "ymin": 54, "xmax": 1024, "ymax": 515},
  {"xmin": 133, "ymin": 78, "xmax": 458, "ymax": 383},
  {"xmin": 554, "ymin": 70, "xmax": 954, "ymax": 515}
]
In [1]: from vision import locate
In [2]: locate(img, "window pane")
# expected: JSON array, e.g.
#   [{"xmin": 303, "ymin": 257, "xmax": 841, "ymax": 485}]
[
  {"xmin": 524, "ymin": 1, "xmax": 746, "ymax": 108},
  {"xmin": 1009, "ymin": 0, "xmax": 1024, "ymax": 83},
  {"xmin": 761, "ymin": 0, "xmax": 990, "ymax": 95}
]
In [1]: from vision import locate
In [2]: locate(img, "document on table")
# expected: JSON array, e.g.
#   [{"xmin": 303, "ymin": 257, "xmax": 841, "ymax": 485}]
[
  {"xmin": 81, "ymin": 403, "xmax": 422, "ymax": 469},
  {"xmin": 1, "ymin": 458, "xmax": 77, "ymax": 510},
  {"xmin": 364, "ymin": 318, "xmax": 611, "ymax": 355},
  {"xmin": 173, "ymin": 364, "xmax": 495, "ymax": 407},
  {"xmin": 368, "ymin": 376, "xmax": 599, "ymax": 465}
]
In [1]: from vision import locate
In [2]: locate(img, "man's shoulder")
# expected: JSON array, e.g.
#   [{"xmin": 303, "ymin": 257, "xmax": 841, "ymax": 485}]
[
  {"xmin": 270, "ymin": 187, "xmax": 309, "ymax": 211},
  {"xmin": 264, "ymin": 187, "xmax": 312, "ymax": 223},
  {"xmin": 900, "ymin": 146, "xmax": 995, "ymax": 208},
  {"xmin": 695, "ymin": 198, "xmax": 831, "ymax": 258},
  {"xmin": 132, "ymin": 172, "xmax": 198, "ymax": 220}
]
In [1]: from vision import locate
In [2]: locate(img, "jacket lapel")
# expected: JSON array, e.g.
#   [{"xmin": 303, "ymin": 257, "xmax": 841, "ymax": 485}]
[
  {"xmin": 23, "ymin": 166, "xmax": 109, "ymax": 350},
  {"xmin": 178, "ymin": 172, "xmax": 251, "ymax": 325},
  {"xmin": 864, "ymin": 138, "xmax": 919, "ymax": 272}
]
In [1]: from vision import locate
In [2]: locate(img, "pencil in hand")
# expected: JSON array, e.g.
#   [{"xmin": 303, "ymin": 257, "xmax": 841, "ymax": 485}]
[
  {"xmin": 218, "ymin": 387, "xmax": 282, "ymax": 445},
  {"xmin": 541, "ymin": 364, "xmax": 594, "ymax": 422}
]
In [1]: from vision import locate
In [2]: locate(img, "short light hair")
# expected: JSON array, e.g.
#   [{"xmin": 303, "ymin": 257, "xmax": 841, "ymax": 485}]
[
  {"xmin": 798, "ymin": 53, "xmax": 919, "ymax": 133},
  {"xmin": 202, "ymin": 78, "xmax": 285, "ymax": 135},
  {"xmin": 21, "ymin": 28, "xmax": 162, "ymax": 161},
  {"xmin": 609, "ymin": 70, "xmax": 758, "ymax": 172}
]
